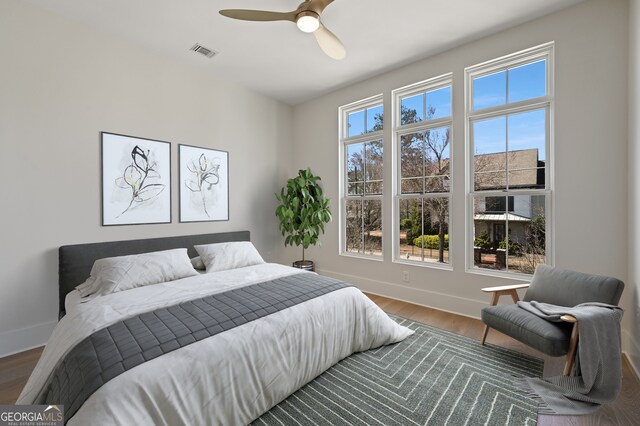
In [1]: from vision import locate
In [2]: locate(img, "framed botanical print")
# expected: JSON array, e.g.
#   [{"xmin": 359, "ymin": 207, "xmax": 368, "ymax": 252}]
[
  {"xmin": 101, "ymin": 132, "xmax": 171, "ymax": 225},
  {"xmin": 179, "ymin": 144, "xmax": 229, "ymax": 222}
]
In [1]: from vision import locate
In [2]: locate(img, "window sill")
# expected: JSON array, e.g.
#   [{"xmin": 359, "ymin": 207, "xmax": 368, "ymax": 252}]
[
  {"xmin": 393, "ymin": 258, "xmax": 453, "ymax": 271},
  {"xmin": 339, "ymin": 252, "xmax": 384, "ymax": 262},
  {"xmin": 465, "ymin": 266, "xmax": 532, "ymax": 282}
]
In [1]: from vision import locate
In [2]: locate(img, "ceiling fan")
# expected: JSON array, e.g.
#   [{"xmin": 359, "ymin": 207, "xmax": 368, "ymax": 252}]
[{"xmin": 219, "ymin": 0, "xmax": 346, "ymax": 60}]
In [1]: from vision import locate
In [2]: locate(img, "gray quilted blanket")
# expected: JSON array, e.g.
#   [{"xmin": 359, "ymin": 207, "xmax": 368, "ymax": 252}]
[
  {"xmin": 514, "ymin": 301, "xmax": 624, "ymax": 415},
  {"xmin": 40, "ymin": 273, "xmax": 349, "ymax": 421}
]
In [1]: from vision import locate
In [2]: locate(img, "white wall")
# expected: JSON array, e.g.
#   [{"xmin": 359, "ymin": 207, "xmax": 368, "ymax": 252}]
[
  {"xmin": 628, "ymin": 0, "xmax": 640, "ymax": 375},
  {"xmin": 289, "ymin": 0, "xmax": 630, "ymax": 327},
  {"xmin": 0, "ymin": 0, "xmax": 293, "ymax": 356}
]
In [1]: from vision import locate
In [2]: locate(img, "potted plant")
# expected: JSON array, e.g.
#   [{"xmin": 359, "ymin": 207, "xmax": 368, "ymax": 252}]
[{"xmin": 275, "ymin": 168, "xmax": 332, "ymax": 271}]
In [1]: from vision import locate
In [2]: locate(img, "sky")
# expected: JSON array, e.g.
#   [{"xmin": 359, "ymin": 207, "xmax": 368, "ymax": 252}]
[
  {"xmin": 347, "ymin": 105, "xmax": 383, "ymax": 137},
  {"xmin": 346, "ymin": 58, "xmax": 547, "ymax": 170},
  {"xmin": 473, "ymin": 59, "xmax": 547, "ymax": 160}
]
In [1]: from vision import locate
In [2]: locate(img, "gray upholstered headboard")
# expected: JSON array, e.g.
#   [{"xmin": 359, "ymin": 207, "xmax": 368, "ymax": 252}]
[{"xmin": 58, "ymin": 231, "xmax": 250, "ymax": 318}]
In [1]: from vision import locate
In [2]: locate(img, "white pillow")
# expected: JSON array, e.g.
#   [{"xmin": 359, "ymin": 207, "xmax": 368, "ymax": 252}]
[
  {"xmin": 194, "ymin": 241, "xmax": 265, "ymax": 273},
  {"xmin": 190, "ymin": 256, "xmax": 206, "ymax": 270},
  {"xmin": 76, "ymin": 248, "xmax": 199, "ymax": 298}
]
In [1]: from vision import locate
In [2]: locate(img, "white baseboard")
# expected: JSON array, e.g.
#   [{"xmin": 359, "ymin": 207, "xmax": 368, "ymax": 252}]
[
  {"xmin": 0, "ymin": 320, "xmax": 56, "ymax": 358},
  {"xmin": 316, "ymin": 268, "xmax": 486, "ymax": 320}
]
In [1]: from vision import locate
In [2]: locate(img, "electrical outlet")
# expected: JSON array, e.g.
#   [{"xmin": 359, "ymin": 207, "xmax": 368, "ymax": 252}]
[{"xmin": 402, "ymin": 271, "xmax": 409, "ymax": 283}]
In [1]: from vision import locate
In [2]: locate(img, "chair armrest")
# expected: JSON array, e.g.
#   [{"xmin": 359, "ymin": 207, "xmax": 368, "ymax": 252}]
[
  {"xmin": 481, "ymin": 283, "xmax": 530, "ymax": 293},
  {"xmin": 481, "ymin": 283, "xmax": 530, "ymax": 306},
  {"xmin": 560, "ymin": 314, "xmax": 577, "ymax": 323}
]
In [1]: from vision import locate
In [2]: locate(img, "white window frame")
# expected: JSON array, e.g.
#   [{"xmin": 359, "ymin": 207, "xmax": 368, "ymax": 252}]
[
  {"xmin": 338, "ymin": 94, "xmax": 384, "ymax": 261},
  {"xmin": 392, "ymin": 73, "xmax": 454, "ymax": 270},
  {"xmin": 464, "ymin": 42, "xmax": 555, "ymax": 278}
]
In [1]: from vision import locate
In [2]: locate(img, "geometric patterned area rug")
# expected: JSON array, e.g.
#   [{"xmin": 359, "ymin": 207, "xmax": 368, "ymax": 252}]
[{"xmin": 253, "ymin": 315, "xmax": 544, "ymax": 426}]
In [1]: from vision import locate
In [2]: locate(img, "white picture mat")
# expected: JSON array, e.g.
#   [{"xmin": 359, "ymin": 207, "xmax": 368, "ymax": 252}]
[
  {"xmin": 102, "ymin": 133, "xmax": 171, "ymax": 225},
  {"xmin": 179, "ymin": 144, "xmax": 229, "ymax": 222}
]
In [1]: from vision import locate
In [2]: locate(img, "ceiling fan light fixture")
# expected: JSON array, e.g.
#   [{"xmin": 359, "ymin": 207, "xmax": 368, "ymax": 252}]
[
  {"xmin": 218, "ymin": 1, "xmax": 345, "ymax": 59},
  {"xmin": 296, "ymin": 11, "xmax": 320, "ymax": 33}
]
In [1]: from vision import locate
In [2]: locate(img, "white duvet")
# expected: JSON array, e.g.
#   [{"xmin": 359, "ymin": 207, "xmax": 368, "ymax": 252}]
[{"xmin": 18, "ymin": 263, "xmax": 413, "ymax": 425}]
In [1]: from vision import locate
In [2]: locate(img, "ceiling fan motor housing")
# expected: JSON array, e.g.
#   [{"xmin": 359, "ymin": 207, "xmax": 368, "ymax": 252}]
[{"xmin": 296, "ymin": 10, "xmax": 320, "ymax": 33}]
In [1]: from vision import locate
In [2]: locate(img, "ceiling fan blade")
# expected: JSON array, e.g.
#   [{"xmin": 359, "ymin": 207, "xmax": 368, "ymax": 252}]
[
  {"xmin": 219, "ymin": 9, "xmax": 296, "ymax": 22},
  {"xmin": 314, "ymin": 24, "xmax": 346, "ymax": 60},
  {"xmin": 307, "ymin": 0, "xmax": 334, "ymax": 15}
]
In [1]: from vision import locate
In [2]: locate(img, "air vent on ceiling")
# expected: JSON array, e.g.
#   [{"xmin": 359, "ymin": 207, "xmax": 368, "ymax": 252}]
[{"xmin": 190, "ymin": 43, "xmax": 218, "ymax": 59}]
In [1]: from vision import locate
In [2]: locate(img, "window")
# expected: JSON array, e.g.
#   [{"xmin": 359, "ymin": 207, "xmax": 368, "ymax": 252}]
[
  {"xmin": 393, "ymin": 74, "xmax": 452, "ymax": 267},
  {"xmin": 465, "ymin": 43, "xmax": 553, "ymax": 275},
  {"xmin": 339, "ymin": 96, "xmax": 384, "ymax": 258},
  {"xmin": 486, "ymin": 196, "xmax": 514, "ymax": 213}
]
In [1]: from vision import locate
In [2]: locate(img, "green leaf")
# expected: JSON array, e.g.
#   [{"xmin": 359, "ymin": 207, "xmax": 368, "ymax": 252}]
[{"xmin": 275, "ymin": 168, "xmax": 331, "ymax": 250}]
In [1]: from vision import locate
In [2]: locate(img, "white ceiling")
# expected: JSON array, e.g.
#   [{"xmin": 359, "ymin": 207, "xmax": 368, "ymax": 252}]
[{"xmin": 24, "ymin": 0, "xmax": 584, "ymax": 105}]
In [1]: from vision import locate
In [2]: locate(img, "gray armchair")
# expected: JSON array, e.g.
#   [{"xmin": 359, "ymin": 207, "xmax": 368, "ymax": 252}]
[{"xmin": 480, "ymin": 265, "xmax": 624, "ymax": 375}]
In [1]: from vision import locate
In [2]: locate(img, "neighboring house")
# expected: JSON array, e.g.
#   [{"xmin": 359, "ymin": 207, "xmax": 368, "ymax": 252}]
[{"xmin": 474, "ymin": 148, "xmax": 545, "ymax": 245}]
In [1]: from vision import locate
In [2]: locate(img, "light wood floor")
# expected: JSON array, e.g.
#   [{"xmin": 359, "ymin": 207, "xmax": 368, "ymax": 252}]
[{"xmin": 1, "ymin": 294, "xmax": 638, "ymax": 425}]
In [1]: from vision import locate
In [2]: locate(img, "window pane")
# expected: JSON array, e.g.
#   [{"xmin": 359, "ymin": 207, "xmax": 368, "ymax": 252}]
[
  {"xmin": 398, "ymin": 198, "xmax": 423, "ymax": 261},
  {"xmin": 363, "ymin": 200, "xmax": 382, "ymax": 256},
  {"xmin": 364, "ymin": 140, "xmax": 383, "ymax": 195},
  {"xmin": 347, "ymin": 110, "xmax": 365, "ymax": 137},
  {"xmin": 424, "ymin": 127, "xmax": 451, "ymax": 193},
  {"xmin": 507, "ymin": 195, "xmax": 546, "ymax": 274},
  {"xmin": 473, "ymin": 116, "xmax": 506, "ymax": 190},
  {"xmin": 345, "ymin": 198, "xmax": 383, "ymax": 257},
  {"xmin": 473, "ymin": 196, "xmax": 507, "ymax": 271},
  {"xmin": 473, "ymin": 71, "xmax": 506, "ymax": 110},
  {"xmin": 400, "ymin": 86, "xmax": 452, "ymax": 124},
  {"xmin": 346, "ymin": 143, "xmax": 364, "ymax": 195},
  {"xmin": 422, "ymin": 198, "xmax": 449, "ymax": 264},
  {"xmin": 398, "ymin": 198, "xmax": 449, "ymax": 263},
  {"xmin": 426, "ymin": 86, "xmax": 451, "ymax": 119},
  {"xmin": 508, "ymin": 60, "xmax": 546, "ymax": 103},
  {"xmin": 401, "ymin": 127, "xmax": 451, "ymax": 194},
  {"xmin": 366, "ymin": 105, "xmax": 384, "ymax": 133},
  {"xmin": 400, "ymin": 94, "xmax": 423, "ymax": 125},
  {"xmin": 507, "ymin": 109, "xmax": 546, "ymax": 189},
  {"xmin": 474, "ymin": 195, "xmax": 546, "ymax": 273},
  {"xmin": 398, "ymin": 198, "xmax": 422, "ymax": 260},
  {"xmin": 345, "ymin": 200, "xmax": 363, "ymax": 253},
  {"xmin": 400, "ymin": 133, "xmax": 423, "ymax": 194}
]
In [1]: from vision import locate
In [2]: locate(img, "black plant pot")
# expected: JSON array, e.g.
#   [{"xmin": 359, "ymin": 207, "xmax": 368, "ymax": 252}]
[{"xmin": 292, "ymin": 260, "xmax": 315, "ymax": 272}]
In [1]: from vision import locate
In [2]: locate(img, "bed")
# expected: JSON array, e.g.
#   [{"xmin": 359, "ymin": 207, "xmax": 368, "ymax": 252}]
[{"xmin": 17, "ymin": 231, "xmax": 413, "ymax": 425}]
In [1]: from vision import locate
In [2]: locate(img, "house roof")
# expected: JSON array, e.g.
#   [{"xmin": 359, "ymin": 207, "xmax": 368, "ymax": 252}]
[
  {"xmin": 474, "ymin": 148, "xmax": 544, "ymax": 190},
  {"xmin": 473, "ymin": 213, "xmax": 531, "ymax": 222}
]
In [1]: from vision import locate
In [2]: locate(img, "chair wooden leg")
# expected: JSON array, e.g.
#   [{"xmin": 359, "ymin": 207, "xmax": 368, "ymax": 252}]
[
  {"xmin": 480, "ymin": 292, "xmax": 500, "ymax": 345},
  {"xmin": 563, "ymin": 322, "xmax": 579, "ymax": 376},
  {"xmin": 480, "ymin": 325, "xmax": 490, "ymax": 345}
]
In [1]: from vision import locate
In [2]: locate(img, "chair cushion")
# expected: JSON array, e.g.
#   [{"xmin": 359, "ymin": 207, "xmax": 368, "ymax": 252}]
[
  {"xmin": 523, "ymin": 265, "xmax": 624, "ymax": 306},
  {"xmin": 481, "ymin": 304, "xmax": 573, "ymax": 356}
]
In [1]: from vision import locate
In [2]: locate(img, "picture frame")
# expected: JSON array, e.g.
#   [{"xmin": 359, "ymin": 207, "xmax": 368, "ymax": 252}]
[
  {"xmin": 179, "ymin": 144, "xmax": 229, "ymax": 222},
  {"xmin": 101, "ymin": 132, "xmax": 171, "ymax": 226}
]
